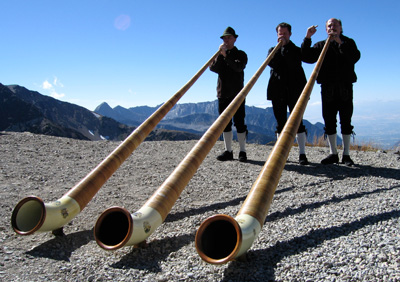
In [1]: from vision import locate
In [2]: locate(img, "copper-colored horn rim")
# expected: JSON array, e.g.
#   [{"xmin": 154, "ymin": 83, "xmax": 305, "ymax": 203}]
[
  {"xmin": 94, "ymin": 206, "xmax": 133, "ymax": 250},
  {"xmin": 11, "ymin": 196, "xmax": 46, "ymax": 235},
  {"xmin": 195, "ymin": 214, "xmax": 242, "ymax": 264}
]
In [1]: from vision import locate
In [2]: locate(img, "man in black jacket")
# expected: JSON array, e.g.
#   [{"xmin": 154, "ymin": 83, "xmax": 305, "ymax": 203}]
[
  {"xmin": 210, "ymin": 27, "xmax": 248, "ymax": 162},
  {"xmin": 302, "ymin": 18, "xmax": 361, "ymax": 166},
  {"xmin": 267, "ymin": 22, "xmax": 309, "ymax": 165}
]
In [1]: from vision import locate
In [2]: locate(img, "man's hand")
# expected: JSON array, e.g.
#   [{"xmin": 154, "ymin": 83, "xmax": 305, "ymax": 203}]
[
  {"xmin": 306, "ymin": 25, "xmax": 318, "ymax": 39},
  {"xmin": 219, "ymin": 43, "xmax": 227, "ymax": 57},
  {"xmin": 278, "ymin": 36, "xmax": 288, "ymax": 46}
]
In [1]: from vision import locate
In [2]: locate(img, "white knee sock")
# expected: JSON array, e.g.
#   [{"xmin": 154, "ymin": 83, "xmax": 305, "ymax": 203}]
[
  {"xmin": 223, "ymin": 131, "xmax": 233, "ymax": 152},
  {"xmin": 342, "ymin": 134, "xmax": 351, "ymax": 155},
  {"xmin": 327, "ymin": 134, "xmax": 338, "ymax": 154},
  {"xmin": 237, "ymin": 132, "xmax": 246, "ymax": 152},
  {"xmin": 297, "ymin": 132, "xmax": 307, "ymax": 155}
]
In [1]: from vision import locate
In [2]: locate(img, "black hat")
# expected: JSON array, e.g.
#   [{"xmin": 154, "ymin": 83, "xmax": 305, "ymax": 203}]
[{"xmin": 220, "ymin": 27, "xmax": 238, "ymax": 39}]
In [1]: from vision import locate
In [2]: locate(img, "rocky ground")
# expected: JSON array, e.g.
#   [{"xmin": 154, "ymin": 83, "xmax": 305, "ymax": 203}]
[{"xmin": 1, "ymin": 131, "xmax": 399, "ymax": 281}]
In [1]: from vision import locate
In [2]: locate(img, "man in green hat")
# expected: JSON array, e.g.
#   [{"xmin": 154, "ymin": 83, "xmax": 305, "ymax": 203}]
[{"xmin": 210, "ymin": 26, "xmax": 248, "ymax": 162}]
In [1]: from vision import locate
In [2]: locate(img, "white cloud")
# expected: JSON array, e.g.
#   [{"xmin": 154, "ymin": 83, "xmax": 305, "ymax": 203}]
[
  {"xmin": 42, "ymin": 80, "xmax": 53, "ymax": 90},
  {"xmin": 51, "ymin": 91, "xmax": 65, "ymax": 99},
  {"xmin": 41, "ymin": 77, "xmax": 65, "ymax": 99},
  {"xmin": 53, "ymin": 77, "xmax": 64, "ymax": 88}
]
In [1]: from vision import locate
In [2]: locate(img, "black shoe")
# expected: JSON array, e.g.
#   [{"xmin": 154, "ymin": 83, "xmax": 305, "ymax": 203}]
[
  {"xmin": 217, "ymin": 151, "xmax": 233, "ymax": 161},
  {"xmin": 299, "ymin": 154, "xmax": 309, "ymax": 165},
  {"xmin": 238, "ymin": 151, "xmax": 247, "ymax": 162},
  {"xmin": 321, "ymin": 154, "xmax": 339, "ymax": 165},
  {"xmin": 341, "ymin": 155, "xmax": 354, "ymax": 166}
]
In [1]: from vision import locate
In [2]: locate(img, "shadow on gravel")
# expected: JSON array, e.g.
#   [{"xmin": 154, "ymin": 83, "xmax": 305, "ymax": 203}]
[
  {"xmin": 284, "ymin": 162, "xmax": 400, "ymax": 181},
  {"xmin": 165, "ymin": 186, "xmax": 295, "ymax": 223},
  {"xmin": 165, "ymin": 196, "xmax": 247, "ymax": 223},
  {"xmin": 222, "ymin": 209, "xmax": 400, "ymax": 281},
  {"xmin": 111, "ymin": 232, "xmax": 195, "ymax": 272},
  {"xmin": 245, "ymin": 159, "xmax": 266, "ymax": 166},
  {"xmin": 265, "ymin": 184, "xmax": 400, "ymax": 223},
  {"xmin": 25, "ymin": 229, "xmax": 94, "ymax": 261}
]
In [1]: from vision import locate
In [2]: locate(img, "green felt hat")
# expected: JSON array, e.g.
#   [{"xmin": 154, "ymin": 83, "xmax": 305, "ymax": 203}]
[{"xmin": 220, "ymin": 27, "xmax": 238, "ymax": 39}]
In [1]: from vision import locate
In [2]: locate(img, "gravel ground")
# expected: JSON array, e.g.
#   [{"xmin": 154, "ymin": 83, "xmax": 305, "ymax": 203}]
[{"xmin": 1, "ymin": 131, "xmax": 399, "ymax": 281}]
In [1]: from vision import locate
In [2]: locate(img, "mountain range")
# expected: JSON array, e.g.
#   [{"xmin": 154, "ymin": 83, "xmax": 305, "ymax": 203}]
[
  {"xmin": 0, "ymin": 83, "xmax": 198, "ymax": 141},
  {"xmin": 1, "ymin": 83, "xmax": 327, "ymax": 144},
  {"xmin": 94, "ymin": 100, "xmax": 327, "ymax": 144},
  {"xmin": 2, "ymin": 82, "xmax": 399, "ymax": 149}
]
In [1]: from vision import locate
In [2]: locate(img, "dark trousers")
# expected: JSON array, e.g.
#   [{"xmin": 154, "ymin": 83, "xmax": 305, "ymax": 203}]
[
  {"xmin": 321, "ymin": 83, "xmax": 354, "ymax": 135},
  {"xmin": 218, "ymin": 97, "xmax": 247, "ymax": 133},
  {"xmin": 272, "ymin": 96, "xmax": 306, "ymax": 134}
]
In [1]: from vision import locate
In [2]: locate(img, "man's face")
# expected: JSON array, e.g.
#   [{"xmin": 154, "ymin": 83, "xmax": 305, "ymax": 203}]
[
  {"xmin": 277, "ymin": 26, "xmax": 291, "ymax": 42},
  {"xmin": 326, "ymin": 19, "xmax": 342, "ymax": 36},
  {"xmin": 222, "ymin": 35, "xmax": 236, "ymax": 50}
]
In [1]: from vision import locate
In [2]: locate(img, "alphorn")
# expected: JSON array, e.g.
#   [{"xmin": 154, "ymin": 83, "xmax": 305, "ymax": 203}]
[
  {"xmin": 195, "ymin": 36, "xmax": 333, "ymax": 264},
  {"xmin": 11, "ymin": 50, "xmax": 220, "ymax": 236},
  {"xmin": 93, "ymin": 41, "xmax": 284, "ymax": 250}
]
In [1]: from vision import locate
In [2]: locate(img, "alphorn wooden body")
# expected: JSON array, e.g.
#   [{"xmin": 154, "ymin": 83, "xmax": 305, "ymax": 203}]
[
  {"xmin": 93, "ymin": 41, "xmax": 284, "ymax": 250},
  {"xmin": 195, "ymin": 36, "xmax": 333, "ymax": 264},
  {"xmin": 11, "ymin": 50, "xmax": 220, "ymax": 235}
]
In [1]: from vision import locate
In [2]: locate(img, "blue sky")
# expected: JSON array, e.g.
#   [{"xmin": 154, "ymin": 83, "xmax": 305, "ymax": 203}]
[{"xmin": 1, "ymin": 0, "xmax": 399, "ymax": 128}]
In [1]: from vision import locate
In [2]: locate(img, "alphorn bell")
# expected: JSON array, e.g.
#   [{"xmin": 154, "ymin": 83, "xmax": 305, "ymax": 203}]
[
  {"xmin": 93, "ymin": 40, "xmax": 284, "ymax": 250},
  {"xmin": 11, "ymin": 50, "xmax": 220, "ymax": 236},
  {"xmin": 195, "ymin": 36, "xmax": 334, "ymax": 264}
]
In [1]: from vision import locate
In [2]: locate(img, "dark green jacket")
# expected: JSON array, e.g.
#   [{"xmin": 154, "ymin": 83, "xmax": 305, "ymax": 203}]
[{"xmin": 210, "ymin": 46, "xmax": 247, "ymax": 99}]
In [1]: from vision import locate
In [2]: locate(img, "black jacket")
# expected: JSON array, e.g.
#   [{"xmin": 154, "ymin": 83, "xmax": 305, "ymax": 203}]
[
  {"xmin": 267, "ymin": 41, "xmax": 307, "ymax": 101},
  {"xmin": 210, "ymin": 46, "xmax": 247, "ymax": 99},
  {"xmin": 301, "ymin": 35, "xmax": 360, "ymax": 84}
]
